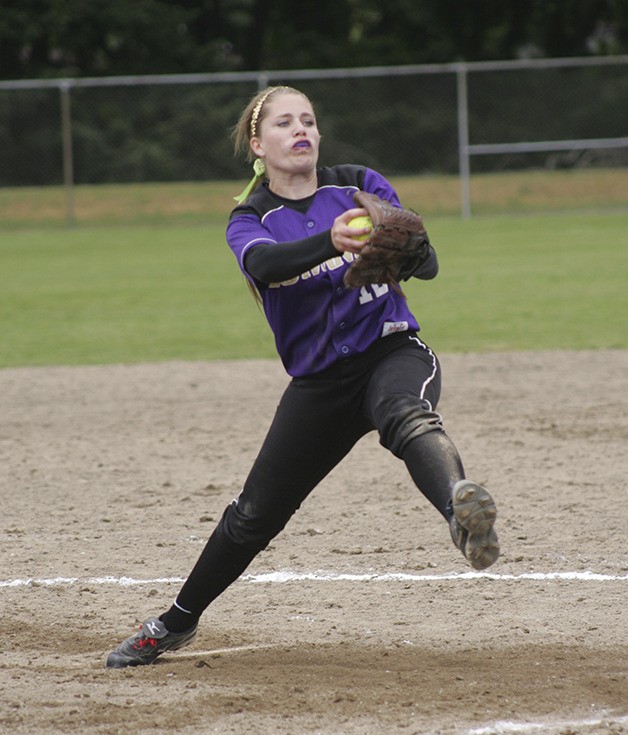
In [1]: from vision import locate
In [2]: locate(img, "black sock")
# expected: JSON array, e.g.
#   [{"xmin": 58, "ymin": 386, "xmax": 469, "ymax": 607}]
[
  {"xmin": 401, "ymin": 430, "xmax": 465, "ymax": 520},
  {"xmin": 160, "ymin": 605, "xmax": 199, "ymax": 634},
  {"xmin": 159, "ymin": 524, "xmax": 259, "ymax": 632}
]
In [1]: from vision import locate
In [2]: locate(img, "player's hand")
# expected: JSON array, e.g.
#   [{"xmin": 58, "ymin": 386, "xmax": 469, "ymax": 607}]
[{"xmin": 331, "ymin": 208, "xmax": 370, "ymax": 254}]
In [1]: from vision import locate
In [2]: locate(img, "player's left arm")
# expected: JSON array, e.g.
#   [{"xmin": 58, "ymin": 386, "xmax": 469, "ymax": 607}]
[
  {"xmin": 361, "ymin": 167, "xmax": 439, "ymax": 282},
  {"xmin": 399, "ymin": 242, "xmax": 439, "ymax": 281}
]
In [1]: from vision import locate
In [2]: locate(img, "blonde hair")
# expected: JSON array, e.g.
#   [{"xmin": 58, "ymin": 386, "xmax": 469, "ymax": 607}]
[
  {"xmin": 232, "ymin": 86, "xmax": 313, "ymax": 162},
  {"xmin": 231, "ymin": 86, "xmax": 314, "ymax": 305}
]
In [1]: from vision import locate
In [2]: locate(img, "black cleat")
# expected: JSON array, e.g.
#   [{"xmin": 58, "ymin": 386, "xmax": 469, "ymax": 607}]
[
  {"xmin": 106, "ymin": 617, "xmax": 197, "ymax": 669},
  {"xmin": 450, "ymin": 480, "xmax": 500, "ymax": 570}
]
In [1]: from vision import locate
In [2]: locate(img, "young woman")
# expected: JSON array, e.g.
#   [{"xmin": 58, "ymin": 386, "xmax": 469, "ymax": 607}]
[{"xmin": 106, "ymin": 86, "xmax": 500, "ymax": 668}]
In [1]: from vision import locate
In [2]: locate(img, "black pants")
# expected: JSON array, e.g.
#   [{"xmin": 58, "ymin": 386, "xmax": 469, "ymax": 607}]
[{"xmin": 167, "ymin": 332, "xmax": 464, "ymax": 623}]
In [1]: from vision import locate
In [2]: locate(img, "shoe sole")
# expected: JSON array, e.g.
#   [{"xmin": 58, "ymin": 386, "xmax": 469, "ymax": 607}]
[{"xmin": 453, "ymin": 480, "xmax": 500, "ymax": 570}]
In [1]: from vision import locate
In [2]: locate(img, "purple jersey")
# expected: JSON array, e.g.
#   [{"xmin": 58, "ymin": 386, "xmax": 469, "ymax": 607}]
[{"xmin": 226, "ymin": 165, "xmax": 421, "ymax": 377}]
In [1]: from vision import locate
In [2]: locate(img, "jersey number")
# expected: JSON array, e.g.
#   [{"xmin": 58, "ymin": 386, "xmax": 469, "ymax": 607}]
[{"xmin": 358, "ymin": 283, "xmax": 389, "ymax": 305}]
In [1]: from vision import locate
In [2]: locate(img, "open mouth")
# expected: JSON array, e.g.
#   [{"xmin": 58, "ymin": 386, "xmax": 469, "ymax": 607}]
[{"xmin": 293, "ymin": 141, "xmax": 311, "ymax": 149}]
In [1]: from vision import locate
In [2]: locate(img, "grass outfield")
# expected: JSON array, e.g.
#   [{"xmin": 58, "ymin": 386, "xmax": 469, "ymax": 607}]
[
  {"xmin": 1, "ymin": 207, "xmax": 626, "ymax": 368},
  {"xmin": 414, "ymin": 212, "xmax": 628, "ymax": 354},
  {"xmin": 1, "ymin": 169, "xmax": 628, "ymax": 227}
]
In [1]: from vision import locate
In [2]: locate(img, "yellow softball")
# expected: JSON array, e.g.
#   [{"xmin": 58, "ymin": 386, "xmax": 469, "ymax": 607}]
[{"xmin": 347, "ymin": 215, "xmax": 373, "ymax": 241}]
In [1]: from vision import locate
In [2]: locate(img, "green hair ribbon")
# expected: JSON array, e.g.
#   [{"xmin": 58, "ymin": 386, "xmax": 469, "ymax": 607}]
[{"xmin": 233, "ymin": 158, "xmax": 266, "ymax": 204}]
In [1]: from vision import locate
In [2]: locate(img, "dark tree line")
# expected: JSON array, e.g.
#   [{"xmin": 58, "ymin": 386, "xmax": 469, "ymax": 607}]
[
  {"xmin": 2, "ymin": 1, "xmax": 627, "ymax": 187},
  {"xmin": 1, "ymin": 0, "xmax": 627, "ymax": 81}
]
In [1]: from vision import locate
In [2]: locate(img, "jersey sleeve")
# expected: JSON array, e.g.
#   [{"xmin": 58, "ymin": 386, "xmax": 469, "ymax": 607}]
[
  {"xmin": 225, "ymin": 213, "xmax": 277, "ymax": 281},
  {"xmin": 226, "ymin": 212, "xmax": 338, "ymax": 286},
  {"xmin": 361, "ymin": 168, "xmax": 403, "ymax": 207}
]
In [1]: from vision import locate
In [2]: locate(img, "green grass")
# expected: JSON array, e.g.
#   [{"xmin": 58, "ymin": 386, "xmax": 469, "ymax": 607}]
[
  {"xmin": 0, "ymin": 209, "xmax": 626, "ymax": 369},
  {"xmin": 407, "ymin": 211, "xmax": 628, "ymax": 354},
  {"xmin": 0, "ymin": 223, "xmax": 275, "ymax": 367}
]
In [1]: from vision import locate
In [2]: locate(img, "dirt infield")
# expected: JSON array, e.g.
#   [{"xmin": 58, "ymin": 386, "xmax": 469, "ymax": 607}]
[{"xmin": 1, "ymin": 350, "xmax": 626, "ymax": 734}]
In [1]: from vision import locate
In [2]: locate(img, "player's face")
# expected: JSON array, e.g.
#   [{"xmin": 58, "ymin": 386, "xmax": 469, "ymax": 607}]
[{"xmin": 250, "ymin": 93, "xmax": 320, "ymax": 175}]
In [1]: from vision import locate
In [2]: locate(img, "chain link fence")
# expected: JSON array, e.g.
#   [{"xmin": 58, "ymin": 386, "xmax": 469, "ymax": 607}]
[{"xmin": 1, "ymin": 56, "xmax": 627, "ymax": 220}]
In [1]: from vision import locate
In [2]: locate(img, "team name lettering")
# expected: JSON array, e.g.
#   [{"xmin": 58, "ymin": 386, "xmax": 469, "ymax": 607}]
[{"xmin": 269, "ymin": 253, "xmax": 356, "ymax": 288}]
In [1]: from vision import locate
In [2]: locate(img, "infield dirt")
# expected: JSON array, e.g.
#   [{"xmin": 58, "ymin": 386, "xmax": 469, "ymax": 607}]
[{"xmin": 1, "ymin": 350, "xmax": 626, "ymax": 734}]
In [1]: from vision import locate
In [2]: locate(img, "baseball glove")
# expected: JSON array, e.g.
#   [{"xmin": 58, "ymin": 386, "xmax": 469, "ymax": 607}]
[{"xmin": 343, "ymin": 191, "xmax": 431, "ymax": 292}]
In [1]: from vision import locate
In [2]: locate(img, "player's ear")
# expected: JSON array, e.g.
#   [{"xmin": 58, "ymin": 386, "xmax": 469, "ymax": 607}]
[{"xmin": 250, "ymin": 137, "xmax": 264, "ymax": 157}]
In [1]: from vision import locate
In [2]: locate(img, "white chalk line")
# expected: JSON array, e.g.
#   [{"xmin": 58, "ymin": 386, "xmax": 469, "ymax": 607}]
[
  {"xmin": 467, "ymin": 713, "xmax": 628, "ymax": 734},
  {"xmin": 1, "ymin": 569, "xmax": 627, "ymax": 589},
  {"xmin": 242, "ymin": 570, "xmax": 628, "ymax": 583}
]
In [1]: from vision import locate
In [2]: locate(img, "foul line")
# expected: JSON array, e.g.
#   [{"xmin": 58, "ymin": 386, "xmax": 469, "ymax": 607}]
[
  {"xmin": 467, "ymin": 713, "xmax": 628, "ymax": 734},
  {"xmin": 1, "ymin": 569, "xmax": 627, "ymax": 589},
  {"xmin": 242, "ymin": 570, "xmax": 628, "ymax": 583}
]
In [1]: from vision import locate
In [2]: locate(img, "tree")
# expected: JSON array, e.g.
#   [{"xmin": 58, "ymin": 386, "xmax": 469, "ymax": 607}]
[{"xmin": 0, "ymin": 0, "xmax": 627, "ymax": 80}]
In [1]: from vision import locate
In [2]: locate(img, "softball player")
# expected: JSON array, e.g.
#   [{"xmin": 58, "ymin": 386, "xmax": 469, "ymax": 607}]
[{"xmin": 106, "ymin": 86, "xmax": 500, "ymax": 668}]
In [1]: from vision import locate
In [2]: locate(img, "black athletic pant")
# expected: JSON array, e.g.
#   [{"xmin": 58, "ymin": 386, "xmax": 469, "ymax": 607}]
[{"xmin": 162, "ymin": 332, "xmax": 465, "ymax": 631}]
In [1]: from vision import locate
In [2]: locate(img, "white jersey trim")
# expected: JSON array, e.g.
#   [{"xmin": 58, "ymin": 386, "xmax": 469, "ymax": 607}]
[
  {"xmin": 260, "ymin": 205, "xmax": 285, "ymax": 224},
  {"xmin": 316, "ymin": 184, "xmax": 359, "ymax": 194},
  {"xmin": 240, "ymin": 237, "xmax": 278, "ymax": 270}
]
